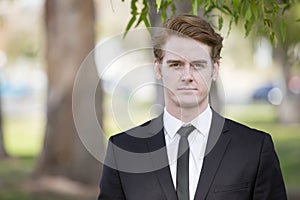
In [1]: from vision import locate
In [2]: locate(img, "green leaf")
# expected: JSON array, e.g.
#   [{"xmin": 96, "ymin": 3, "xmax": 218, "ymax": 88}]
[
  {"xmin": 205, "ymin": 5, "xmax": 216, "ymax": 14},
  {"xmin": 264, "ymin": 18, "xmax": 271, "ymax": 27},
  {"xmin": 135, "ymin": 16, "xmax": 143, "ymax": 28},
  {"xmin": 282, "ymin": 3, "xmax": 290, "ymax": 14},
  {"xmin": 241, "ymin": 1, "xmax": 249, "ymax": 18},
  {"xmin": 130, "ymin": 0, "xmax": 138, "ymax": 15},
  {"xmin": 218, "ymin": 15, "xmax": 223, "ymax": 30},
  {"xmin": 161, "ymin": 11, "xmax": 167, "ymax": 22},
  {"xmin": 226, "ymin": 18, "xmax": 234, "ymax": 37},
  {"xmin": 244, "ymin": 20, "xmax": 254, "ymax": 37},
  {"xmin": 156, "ymin": 0, "xmax": 162, "ymax": 12},
  {"xmin": 233, "ymin": 13, "xmax": 239, "ymax": 24},
  {"xmin": 192, "ymin": 0, "xmax": 198, "ymax": 15},
  {"xmin": 135, "ymin": 1, "xmax": 149, "ymax": 28},
  {"xmin": 245, "ymin": 8, "xmax": 252, "ymax": 21},
  {"xmin": 280, "ymin": 20, "xmax": 286, "ymax": 42},
  {"xmin": 143, "ymin": 16, "xmax": 151, "ymax": 29},
  {"xmin": 204, "ymin": 0, "xmax": 211, "ymax": 12},
  {"xmin": 250, "ymin": 0, "xmax": 258, "ymax": 20},
  {"xmin": 222, "ymin": 5, "xmax": 233, "ymax": 15},
  {"xmin": 123, "ymin": 15, "xmax": 136, "ymax": 38},
  {"xmin": 296, "ymin": 18, "xmax": 300, "ymax": 22},
  {"xmin": 233, "ymin": 0, "xmax": 239, "ymax": 9},
  {"xmin": 269, "ymin": 31, "xmax": 276, "ymax": 44},
  {"xmin": 171, "ymin": 3, "xmax": 176, "ymax": 15},
  {"xmin": 160, "ymin": 1, "xmax": 168, "ymax": 22}
]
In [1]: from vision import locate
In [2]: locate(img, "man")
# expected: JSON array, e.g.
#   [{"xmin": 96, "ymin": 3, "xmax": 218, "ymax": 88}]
[{"xmin": 98, "ymin": 14, "xmax": 287, "ymax": 200}]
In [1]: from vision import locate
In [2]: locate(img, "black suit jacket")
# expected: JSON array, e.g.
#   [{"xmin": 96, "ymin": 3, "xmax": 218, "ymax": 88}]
[{"xmin": 98, "ymin": 111, "xmax": 287, "ymax": 200}]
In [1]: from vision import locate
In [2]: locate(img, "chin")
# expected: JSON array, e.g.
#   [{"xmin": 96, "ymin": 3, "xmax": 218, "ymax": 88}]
[
  {"xmin": 167, "ymin": 95, "xmax": 207, "ymax": 110},
  {"xmin": 178, "ymin": 101, "xmax": 202, "ymax": 109}
]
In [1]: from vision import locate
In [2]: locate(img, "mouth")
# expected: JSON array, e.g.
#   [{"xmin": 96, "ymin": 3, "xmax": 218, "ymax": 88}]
[{"xmin": 178, "ymin": 88, "xmax": 197, "ymax": 91}]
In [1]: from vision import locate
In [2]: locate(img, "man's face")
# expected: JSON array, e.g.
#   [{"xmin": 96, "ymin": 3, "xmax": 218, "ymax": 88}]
[{"xmin": 154, "ymin": 35, "xmax": 219, "ymax": 113}]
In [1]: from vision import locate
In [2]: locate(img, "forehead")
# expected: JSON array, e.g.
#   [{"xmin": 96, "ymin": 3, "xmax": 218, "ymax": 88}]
[{"xmin": 162, "ymin": 35, "xmax": 211, "ymax": 62}]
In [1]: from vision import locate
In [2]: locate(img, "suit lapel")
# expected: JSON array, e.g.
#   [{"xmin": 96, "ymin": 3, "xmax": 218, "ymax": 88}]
[
  {"xmin": 194, "ymin": 111, "xmax": 231, "ymax": 200},
  {"xmin": 146, "ymin": 115, "xmax": 178, "ymax": 200}
]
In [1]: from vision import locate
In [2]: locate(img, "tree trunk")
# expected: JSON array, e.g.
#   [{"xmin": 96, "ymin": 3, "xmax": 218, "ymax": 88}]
[
  {"xmin": 274, "ymin": 46, "xmax": 300, "ymax": 123},
  {"xmin": 0, "ymin": 92, "xmax": 8, "ymax": 158},
  {"xmin": 149, "ymin": 0, "xmax": 193, "ymax": 27},
  {"xmin": 34, "ymin": 0, "xmax": 101, "ymax": 185}
]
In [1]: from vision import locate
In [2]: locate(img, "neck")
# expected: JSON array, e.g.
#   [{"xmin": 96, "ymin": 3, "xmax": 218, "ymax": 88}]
[{"xmin": 165, "ymin": 103, "xmax": 209, "ymax": 123}]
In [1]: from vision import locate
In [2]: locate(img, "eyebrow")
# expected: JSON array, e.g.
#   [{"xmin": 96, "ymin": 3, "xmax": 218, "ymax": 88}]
[
  {"xmin": 166, "ymin": 60, "xmax": 184, "ymax": 64},
  {"xmin": 166, "ymin": 60, "xmax": 208, "ymax": 64},
  {"xmin": 190, "ymin": 60, "xmax": 207, "ymax": 64}
]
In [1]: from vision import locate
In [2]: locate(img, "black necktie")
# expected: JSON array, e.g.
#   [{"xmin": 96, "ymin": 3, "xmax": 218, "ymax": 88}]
[{"xmin": 176, "ymin": 125, "xmax": 195, "ymax": 200}]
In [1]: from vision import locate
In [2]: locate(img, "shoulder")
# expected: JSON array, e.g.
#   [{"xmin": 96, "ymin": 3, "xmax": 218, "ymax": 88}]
[
  {"xmin": 108, "ymin": 115, "xmax": 163, "ymax": 151},
  {"xmin": 110, "ymin": 119, "xmax": 152, "ymax": 141},
  {"xmin": 212, "ymin": 110, "xmax": 271, "ymax": 141},
  {"xmin": 224, "ymin": 117, "xmax": 273, "ymax": 147},
  {"xmin": 216, "ymin": 117, "xmax": 279, "ymax": 167}
]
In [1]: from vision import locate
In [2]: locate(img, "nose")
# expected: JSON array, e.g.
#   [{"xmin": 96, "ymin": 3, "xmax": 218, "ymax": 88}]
[{"xmin": 181, "ymin": 64, "xmax": 193, "ymax": 82}]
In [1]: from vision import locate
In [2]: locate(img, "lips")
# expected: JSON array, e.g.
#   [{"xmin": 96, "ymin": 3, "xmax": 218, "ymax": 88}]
[{"xmin": 178, "ymin": 88, "xmax": 197, "ymax": 90}]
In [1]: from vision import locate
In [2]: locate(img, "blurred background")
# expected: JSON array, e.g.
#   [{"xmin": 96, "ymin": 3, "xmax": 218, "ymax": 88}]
[{"xmin": 0, "ymin": 0, "xmax": 299, "ymax": 199}]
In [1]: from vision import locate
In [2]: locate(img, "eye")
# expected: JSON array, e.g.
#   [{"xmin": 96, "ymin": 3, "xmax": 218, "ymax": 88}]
[
  {"xmin": 169, "ymin": 63, "xmax": 182, "ymax": 68},
  {"xmin": 192, "ymin": 63, "xmax": 205, "ymax": 69}
]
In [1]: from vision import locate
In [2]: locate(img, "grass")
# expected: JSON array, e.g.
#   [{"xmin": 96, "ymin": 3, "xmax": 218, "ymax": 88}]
[
  {"xmin": 0, "ymin": 103, "xmax": 299, "ymax": 199},
  {"xmin": 3, "ymin": 115, "xmax": 45, "ymax": 157},
  {"xmin": 0, "ymin": 157, "xmax": 95, "ymax": 200},
  {"xmin": 0, "ymin": 157, "xmax": 34, "ymax": 200},
  {"xmin": 1, "ymin": 115, "xmax": 97, "ymax": 200}
]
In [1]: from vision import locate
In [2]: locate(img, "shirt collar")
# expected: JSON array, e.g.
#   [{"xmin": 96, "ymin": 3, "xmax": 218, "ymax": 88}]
[{"xmin": 163, "ymin": 105, "xmax": 212, "ymax": 139}]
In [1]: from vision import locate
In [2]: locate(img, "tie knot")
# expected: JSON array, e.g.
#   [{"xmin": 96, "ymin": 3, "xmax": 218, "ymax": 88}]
[{"xmin": 177, "ymin": 125, "xmax": 195, "ymax": 138}]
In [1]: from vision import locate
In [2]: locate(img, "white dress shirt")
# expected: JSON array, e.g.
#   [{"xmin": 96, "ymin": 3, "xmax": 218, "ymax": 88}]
[{"xmin": 163, "ymin": 106, "xmax": 212, "ymax": 200}]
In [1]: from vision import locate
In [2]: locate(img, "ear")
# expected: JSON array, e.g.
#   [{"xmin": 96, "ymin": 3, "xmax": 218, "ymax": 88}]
[
  {"xmin": 212, "ymin": 60, "xmax": 220, "ymax": 81},
  {"xmin": 154, "ymin": 58, "xmax": 162, "ymax": 80}
]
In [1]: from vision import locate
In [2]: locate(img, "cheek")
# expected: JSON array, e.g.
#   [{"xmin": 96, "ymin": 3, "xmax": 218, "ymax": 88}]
[
  {"xmin": 161, "ymin": 69, "xmax": 180, "ymax": 84},
  {"xmin": 195, "ymin": 71, "xmax": 212, "ymax": 90},
  {"xmin": 194, "ymin": 70, "xmax": 213, "ymax": 85},
  {"xmin": 162, "ymin": 75, "xmax": 177, "ymax": 88}
]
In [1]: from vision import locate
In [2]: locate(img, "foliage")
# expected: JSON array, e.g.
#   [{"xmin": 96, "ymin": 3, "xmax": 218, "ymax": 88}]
[{"xmin": 121, "ymin": 0, "xmax": 299, "ymax": 44}]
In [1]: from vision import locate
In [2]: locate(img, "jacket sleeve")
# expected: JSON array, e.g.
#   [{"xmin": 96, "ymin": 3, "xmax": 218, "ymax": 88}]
[
  {"xmin": 98, "ymin": 137, "xmax": 126, "ymax": 200},
  {"xmin": 253, "ymin": 134, "xmax": 287, "ymax": 200}
]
